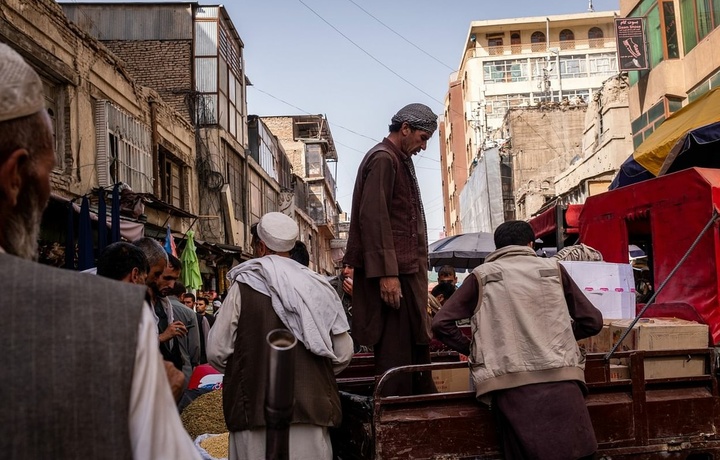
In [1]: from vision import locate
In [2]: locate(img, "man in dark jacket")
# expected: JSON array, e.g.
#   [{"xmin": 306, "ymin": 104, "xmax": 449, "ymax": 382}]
[{"xmin": 344, "ymin": 103, "xmax": 438, "ymax": 396}]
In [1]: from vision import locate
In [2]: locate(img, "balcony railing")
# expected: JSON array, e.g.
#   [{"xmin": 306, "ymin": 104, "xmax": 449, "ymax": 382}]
[{"xmin": 471, "ymin": 38, "xmax": 615, "ymax": 59}]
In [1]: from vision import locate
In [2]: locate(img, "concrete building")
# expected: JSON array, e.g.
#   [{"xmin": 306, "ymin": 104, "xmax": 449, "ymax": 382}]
[
  {"xmin": 555, "ymin": 75, "xmax": 633, "ymax": 203},
  {"xmin": 1, "ymin": 0, "xmax": 197, "ymax": 267},
  {"xmin": 441, "ymin": 11, "xmax": 619, "ymax": 233},
  {"xmin": 502, "ymin": 104, "xmax": 587, "ymax": 220},
  {"xmin": 620, "ymin": 0, "xmax": 720, "ymax": 147},
  {"xmin": 261, "ymin": 115, "xmax": 340, "ymax": 275}
]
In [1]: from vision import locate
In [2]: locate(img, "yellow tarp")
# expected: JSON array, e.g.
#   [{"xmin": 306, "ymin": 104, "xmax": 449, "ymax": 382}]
[{"xmin": 634, "ymin": 88, "xmax": 720, "ymax": 175}]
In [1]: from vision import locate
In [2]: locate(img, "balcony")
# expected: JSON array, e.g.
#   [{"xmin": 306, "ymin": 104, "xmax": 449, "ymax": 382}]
[
  {"xmin": 307, "ymin": 184, "xmax": 337, "ymax": 238},
  {"xmin": 471, "ymin": 38, "xmax": 616, "ymax": 59},
  {"xmin": 324, "ymin": 162, "xmax": 336, "ymax": 201}
]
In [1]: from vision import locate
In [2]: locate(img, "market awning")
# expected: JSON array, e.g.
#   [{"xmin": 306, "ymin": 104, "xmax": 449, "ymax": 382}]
[
  {"xmin": 634, "ymin": 88, "xmax": 720, "ymax": 176},
  {"xmin": 528, "ymin": 204, "xmax": 582, "ymax": 239}
]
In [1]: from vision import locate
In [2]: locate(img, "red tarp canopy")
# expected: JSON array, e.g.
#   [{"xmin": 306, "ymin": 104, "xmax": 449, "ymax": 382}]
[
  {"xmin": 529, "ymin": 204, "xmax": 583, "ymax": 239},
  {"xmin": 579, "ymin": 167, "xmax": 720, "ymax": 344}
]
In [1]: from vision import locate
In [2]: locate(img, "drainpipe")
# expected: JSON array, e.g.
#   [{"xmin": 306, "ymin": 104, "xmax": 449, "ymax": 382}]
[{"xmin": 149, "ymin": 98, "xmax": 160, "ymax": 197}]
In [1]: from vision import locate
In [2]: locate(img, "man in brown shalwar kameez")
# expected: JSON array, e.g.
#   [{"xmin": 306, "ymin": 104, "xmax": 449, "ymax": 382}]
[{"xmin": 344, "ymin": 103, "xmax": 438, "ymax": 396}]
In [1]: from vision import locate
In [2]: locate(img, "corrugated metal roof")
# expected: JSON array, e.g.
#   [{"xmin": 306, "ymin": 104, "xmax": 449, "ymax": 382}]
[{"xmin": 61, "ymin": 4, "xmax": 193, "ymax": 40}]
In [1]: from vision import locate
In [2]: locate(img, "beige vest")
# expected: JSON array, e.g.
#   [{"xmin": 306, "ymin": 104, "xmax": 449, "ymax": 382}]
[{"xmin": 469, "ymin": 246, "xmax": 585, "ymax": 397}]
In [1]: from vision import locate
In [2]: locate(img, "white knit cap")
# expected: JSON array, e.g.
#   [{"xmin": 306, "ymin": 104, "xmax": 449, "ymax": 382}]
[
  {"xmin": 0, "ymin": 43, "xmax": 45, "ymax": 123},
  {"xmin": 257, "ymin": 212, "xmax": 299, "ymax": 253}
]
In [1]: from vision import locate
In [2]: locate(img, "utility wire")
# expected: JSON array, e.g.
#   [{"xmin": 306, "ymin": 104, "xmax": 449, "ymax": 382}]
[
  {"xmin": 251, "ymin": 86, "xmax": 380, "ymax": 143},
  {"xmin": 345, "ymin": 0, "xmax": 455, "ymax": 71},
  {"xmin": 297, "ymin": 0, "xmax": 445, "ymax": 107},
  {"xmin": 251, "ymin": 85, "xmax": 457, "ymax": 171}
]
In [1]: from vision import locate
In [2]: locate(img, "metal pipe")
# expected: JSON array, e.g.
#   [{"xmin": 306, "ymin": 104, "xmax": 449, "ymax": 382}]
[{"xmin": 265, "ymin": 329, "xmax": 297, "ymax": 460}]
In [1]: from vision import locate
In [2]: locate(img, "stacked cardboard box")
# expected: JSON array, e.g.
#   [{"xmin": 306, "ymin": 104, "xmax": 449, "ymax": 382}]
[
  {"xmin": 577, "ymin": 317, "xmax": 709, "ymax": 380},
  {"xmin": 610, "ymin": 318, "xmax": 709, "ymax": 379}
]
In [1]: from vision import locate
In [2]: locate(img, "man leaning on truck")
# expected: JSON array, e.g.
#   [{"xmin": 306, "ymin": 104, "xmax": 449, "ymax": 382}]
[{"xmin": 432, "ymin": 220, "xmax": 603, "ymax": 460}]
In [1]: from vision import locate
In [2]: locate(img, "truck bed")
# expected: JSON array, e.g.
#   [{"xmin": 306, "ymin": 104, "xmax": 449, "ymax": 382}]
[{"xmin": 332, "ymin": 349, "xmax": 720, "ymax": 459}]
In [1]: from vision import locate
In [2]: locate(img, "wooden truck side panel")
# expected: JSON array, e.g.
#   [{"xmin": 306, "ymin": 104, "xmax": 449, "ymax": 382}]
[{"xmin": 334, "ymin": 350, "xmax": 720, "ymax": 459}]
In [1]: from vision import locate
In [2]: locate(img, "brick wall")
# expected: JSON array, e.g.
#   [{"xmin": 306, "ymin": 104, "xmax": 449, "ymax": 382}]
[{"xmin": 104, "ymin": 40, "xmax": 192, "ymax": 122}]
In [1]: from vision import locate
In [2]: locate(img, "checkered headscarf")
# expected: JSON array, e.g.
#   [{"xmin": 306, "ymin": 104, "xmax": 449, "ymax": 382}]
[{"xmin": 391, "ymin": 103, "xmax": 438, "ymax": 134}]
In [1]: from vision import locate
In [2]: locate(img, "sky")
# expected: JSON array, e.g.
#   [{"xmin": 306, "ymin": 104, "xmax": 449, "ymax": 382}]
[{"xmin": 225, "ymin": 0, "xmax": 621, "ymax": 243}]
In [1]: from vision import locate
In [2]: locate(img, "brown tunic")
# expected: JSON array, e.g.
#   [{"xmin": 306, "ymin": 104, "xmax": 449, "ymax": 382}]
[{"xmin": 344, "ymin": 138, "xmax": 433, "ymax": 396}]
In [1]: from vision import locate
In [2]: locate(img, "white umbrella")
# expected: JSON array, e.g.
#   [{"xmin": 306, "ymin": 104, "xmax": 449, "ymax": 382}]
[{"xmin": 428, "ymin": 232, "xmax": 495, "ymax": 270}]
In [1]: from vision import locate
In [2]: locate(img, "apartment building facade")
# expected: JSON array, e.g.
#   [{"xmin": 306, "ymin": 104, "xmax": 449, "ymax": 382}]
[{"xmin": 441, "ymin": 11, "xmax": 619, "ymax": 232}]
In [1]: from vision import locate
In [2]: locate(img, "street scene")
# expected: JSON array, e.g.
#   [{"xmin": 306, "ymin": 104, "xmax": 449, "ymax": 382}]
[{"xmin": 3, "ymin": 0, "xmax": 720, "ymax": 458}]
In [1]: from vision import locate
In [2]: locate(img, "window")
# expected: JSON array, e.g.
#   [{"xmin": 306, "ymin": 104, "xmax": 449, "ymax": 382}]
[
  {"xmin": 559, "ymin": 29, "xmax": 575, "ymax": 49},
  {"xmin": 95, "ymin": 101, "xmax": 152, "ymax": 193},
  {"xmin": 226, "ymin": 146, "xmax": 245, "ymax": 220},
  {"xmin": 531, "ymin": 31, "xmax": 546, "ymax": 52},
  {"xmin": 161, "ymin": 153, "xmax": 184, "ymax": 208},
  {"xmin": 305, "ymin": 143, "xmax": 323, "ymax": 178},
  {"xmin": 662, "ymin": 1, "xmax": 680, "ymax": 58},
  {"xmin": 308, "ymin": 183, "xmax": 325, "ymax": 224},
  {"xmin": 41, "ymin": 78, "xmax": 66, "ymax": 170},
  {"xmin": 219, "ymin": 21, "xmax": 245, "ymax": 143},
  {"xmin": 488, "ymin": 36, "xmax": 504, "ymax": 55},
  {"xmin": 483, "ymin": 59, "xmax": 529, "ymax": 83},
  {"xmin": 588, "ymin": 53, "xmax": 618, "ymax": 75},
  {"xmin": 680, "ymin": 0, "xmax": 720, "ymax": 54},
  {"xmin": 588, "ymin": 27, "xmax": 604, "ymax": 48},
  {"xmin": 560, "ymin": 55, "xmax": 588, "ymax": 78},
  {"xmin": 511, "ymin": 32, "xmax": 521, "ymax": 52}
]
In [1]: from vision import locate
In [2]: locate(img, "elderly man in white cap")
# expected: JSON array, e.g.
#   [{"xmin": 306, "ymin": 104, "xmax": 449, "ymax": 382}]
[
  {"xmin": 0, "ymin": 43, "xmax": 200, "ymax": 459},
  {"xmin": 207, "ymin": 211, "xmax": 353, "ymax": 460},
  {"xmin": 344, "ymin": 103, "xmax": 438, "ymax": 397}
]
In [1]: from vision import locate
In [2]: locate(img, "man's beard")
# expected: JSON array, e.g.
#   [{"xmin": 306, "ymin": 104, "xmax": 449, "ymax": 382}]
[{"xmin": 2, "ymin": 179, "xmax": 45, "ymax": 260}]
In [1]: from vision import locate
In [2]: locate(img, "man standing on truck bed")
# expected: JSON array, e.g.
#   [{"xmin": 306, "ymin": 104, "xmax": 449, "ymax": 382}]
[
  {"xmin": 344, "ymin": 103, "xmax": 438, "ymax": 396},
  {"xmin": 432, "ymin": 220, "xmax": 603, "ymax": 460}
]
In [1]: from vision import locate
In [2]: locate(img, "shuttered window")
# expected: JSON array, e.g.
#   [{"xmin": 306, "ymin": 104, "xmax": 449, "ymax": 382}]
[{"xmin": 95, "ymin": 100, "xmax": 152, "ymax": 193}]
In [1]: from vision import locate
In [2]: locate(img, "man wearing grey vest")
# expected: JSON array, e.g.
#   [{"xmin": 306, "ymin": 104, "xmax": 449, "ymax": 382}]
[
  {"xmin": 0, "ymin": 43, "xmax": 200, "ymax": 459},
  {"xmin": 432, "ymin": 221, "xmax": 603, "ymax": 460},
  {"xmin": 208, "ymin": 212, "xmax": 354, "ymax": 460}
]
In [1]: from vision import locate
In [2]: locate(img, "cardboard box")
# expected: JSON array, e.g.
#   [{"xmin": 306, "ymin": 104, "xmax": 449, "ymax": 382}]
[
  {"xmin": 432, "ymin": 367, "xmax": 472, "ymax": 392},
  {"xmin": 610, "ymin": 318, "xmax": 709, "ymax": 351},
  {"xmin": 609, "ymin": 318, "xmax": 709, "ymax": 379},
  {"xmin": 577, "ymin": 319, "xmax": 614, "ymax": 353},
  {"xmin": 644, "ymin": 356, "xmax": 705, "ymax": 379},
  {"xmin": 583, "ymin": 291, "xmax": 636, "ymax": 319},
  {"xmin": 559, "ymin": 261, "xmax": 637, "ymax": 319},
  {"xmin": 559, "ymin": 261, "xmax": 635, "ymax": 292}
]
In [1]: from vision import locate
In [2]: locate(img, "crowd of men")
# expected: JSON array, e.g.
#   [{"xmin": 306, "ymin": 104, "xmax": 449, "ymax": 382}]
[{"xmin": 2, "ymin": 40, "xmax": 603, "ymax": 460}]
